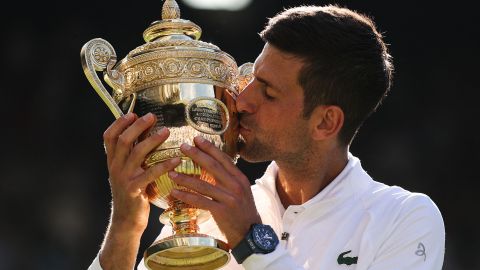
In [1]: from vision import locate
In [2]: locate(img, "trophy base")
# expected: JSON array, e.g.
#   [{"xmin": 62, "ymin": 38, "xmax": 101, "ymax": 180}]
[{"xmin": 144, "ymin": 234, "xmax": 230, "ymax": 270}]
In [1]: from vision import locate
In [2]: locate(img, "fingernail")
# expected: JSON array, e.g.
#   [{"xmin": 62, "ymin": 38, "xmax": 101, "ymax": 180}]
[
  {"xmin": 169, "ymin": 171, "xmax": 178, "ymax": 178},
  {"xmin": 181, "ymin": 143, "xmax": 191, "ymax": 151},
  {"xmin": 157, "ymin": 127, "xmax": 168, "ymax": 135},
  {"xmin": 170, "ymin": 157, "xmax": 180, "ymax": 164},
  {"xmin": 195, "ymin": 136, "xmax": 205, "ymax": 144},
  {"xmin": 143, "ymin": 113, "xmax": 154, "ymax": 122},
  {"xmin": 124, "ymin": 112, "xmax": 134, "ymax": 120}
]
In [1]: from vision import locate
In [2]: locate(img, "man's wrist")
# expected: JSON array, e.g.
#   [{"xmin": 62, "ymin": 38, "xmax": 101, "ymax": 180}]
[
  {"xmin": 109, "ymin": 219, "xmax": 146, "ymax": 236},
  {"xmin": 99, "ymin": 225, "xmax": 143, "ymax": 270},
  {"xmin": 231, "ymin": 224, "xmax": 279, "ymax": 264},
  {"xmin": 110, "ymin": 207, "xmax": 149, "ymax": 235}
]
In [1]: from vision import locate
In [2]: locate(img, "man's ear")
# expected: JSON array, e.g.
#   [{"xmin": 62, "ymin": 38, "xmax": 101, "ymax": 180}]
[{"xmin": 309, "ymin": 105, "xmax": 344, "ymax": 141}]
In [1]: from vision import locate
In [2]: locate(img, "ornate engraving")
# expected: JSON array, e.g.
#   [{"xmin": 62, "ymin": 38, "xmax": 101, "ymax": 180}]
[
  {"xmin": 143, "ymin": 20, "xmax": 202, "ymax": 42},
  {"xmin": 163, "ymin": 58, "xmax": 184, "ymax": 77},
  {"xmin": 129, "ymin": 40, "xmax": 219, "ymax": 57},
  {"xmin": 80, "ymin": 38, "xmax": 124, "ymax": 118},
  {"xmin": 144, "ymin": 148, "xmax": 184, "ymax": 167},
  {"xmin": 92, "ymin": 45, "xmax": 111, "ymax": 67},
  {"xmin": 187, "ymin": 59, "xmax": 206, "ymax": 77},
  {"xmin": 118, "ymin": 51, "xmax": 238, "ymax": 98}
]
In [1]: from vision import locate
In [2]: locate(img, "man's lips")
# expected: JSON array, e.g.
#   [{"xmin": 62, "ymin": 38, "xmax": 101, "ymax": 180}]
[{"xmin": 239, "ymin": 122, "xmax": 252, "ymax": 135}]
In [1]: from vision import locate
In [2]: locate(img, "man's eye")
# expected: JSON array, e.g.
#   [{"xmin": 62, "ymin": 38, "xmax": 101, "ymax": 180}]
[
  {"xmin": 264, "ymin": 91, "xmax": 275, "ymax": 100},
  {"xmin": 258, "ymin": 82, "xmax": 274, "ymax": 100},
  {"xmin": 263, "ymin": 87, "xmax": 275, "ymax": 100}
]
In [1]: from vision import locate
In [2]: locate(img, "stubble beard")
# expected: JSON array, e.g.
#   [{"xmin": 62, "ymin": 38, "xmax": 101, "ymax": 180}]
[
  {"xmin": 237, "ymin": 110, "xmax": 313, "ymax": 165},
  {"xmin": 237, "ymin": 135, "xmax": 274, "ymax": 163},
  {"xmin": 237, "ymin": 126, "xmax": 312, "ymax": 166}
]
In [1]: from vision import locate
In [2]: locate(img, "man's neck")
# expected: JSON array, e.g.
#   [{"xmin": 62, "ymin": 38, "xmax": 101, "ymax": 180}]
[{"xmin": 275, "ymin": 148, "xmax": 348, "ymax": 207}]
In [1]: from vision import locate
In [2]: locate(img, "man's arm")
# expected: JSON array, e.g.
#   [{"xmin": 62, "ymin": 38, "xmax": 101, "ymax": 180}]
[
  {"xmin": 88, "ymin": 221, "xmax": 144, "ymax": 270},
  {"xmin": 96, "ymin": 219, "xmax": 145, "ymax": 269},
  {"xmin": 88, "ymin": 112, "xmax": 181, "ymax": 270}
]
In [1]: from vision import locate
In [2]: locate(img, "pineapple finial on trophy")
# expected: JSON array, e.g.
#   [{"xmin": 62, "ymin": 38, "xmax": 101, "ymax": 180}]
[
  {"xmin": 162, "ymin": 0, "xmax": 181, "ymax": 19},
  {"xmin": 143, "ymin": 0, "xmax": 202, "ymax": 42}
]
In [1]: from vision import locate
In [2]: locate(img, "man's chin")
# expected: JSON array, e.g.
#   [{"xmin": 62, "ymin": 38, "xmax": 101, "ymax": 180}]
[
  {"xmin": 237, "ymin": 141, "xmax": 248, "ymax": 159},
  {"xmin": 237, "ymin": 142, "xmax": 271, "ymax": 163}
]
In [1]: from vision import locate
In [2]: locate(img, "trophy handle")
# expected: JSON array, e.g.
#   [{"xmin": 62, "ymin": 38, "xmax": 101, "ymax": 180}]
[
  {"xmin": 80, "ymin": 38, "xmax": 124, "ymax": 119},
  {"xmin": 237, "ymin": 62, "xmax": 254, "ymax": 95}
]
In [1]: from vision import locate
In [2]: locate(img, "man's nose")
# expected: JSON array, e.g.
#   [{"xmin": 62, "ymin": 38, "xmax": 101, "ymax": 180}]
[{"xmin": 236, "ymin": 81, "xmax": 257, "ymax": 114}]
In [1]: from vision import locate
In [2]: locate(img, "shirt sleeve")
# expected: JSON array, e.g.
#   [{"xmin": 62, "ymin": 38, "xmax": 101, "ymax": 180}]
[
  {"xmin": 366, "ymin": 193, "xmax": 445, "ymax": 270},
  {"xmin": 87, "ymin": 253, "xmax": 103, "ymax": 270}
]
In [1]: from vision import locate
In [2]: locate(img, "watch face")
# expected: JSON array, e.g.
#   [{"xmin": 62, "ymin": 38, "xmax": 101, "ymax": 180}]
[{"xmin": 252, "ymin": 224, "xmax": 278, "ymax": 251}]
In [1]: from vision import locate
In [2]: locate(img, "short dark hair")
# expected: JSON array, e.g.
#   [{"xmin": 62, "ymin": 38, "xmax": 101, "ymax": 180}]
[{"xmin": 260, "ymin": 5, "xmax": 394, "ymax": 145}]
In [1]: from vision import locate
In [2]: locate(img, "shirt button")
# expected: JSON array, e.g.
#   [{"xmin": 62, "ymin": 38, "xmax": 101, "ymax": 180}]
[{"xmin": 296, "ymin": 207, "xmax": 305, "ymax": 213}]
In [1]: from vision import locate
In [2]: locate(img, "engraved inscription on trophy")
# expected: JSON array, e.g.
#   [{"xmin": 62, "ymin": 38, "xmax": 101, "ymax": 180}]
[
  {"xmin": 191, "ymin": 105, "xmax": 222, "ymax": 130},
  {"xmin": 186, "ymin": 97, "xmax": 228, "ymax": 135}
]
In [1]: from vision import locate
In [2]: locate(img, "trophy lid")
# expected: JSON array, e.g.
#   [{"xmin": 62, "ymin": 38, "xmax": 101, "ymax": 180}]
[
  {"xmin": 143, "ymin": 0, "xmax": 201, "ymax": 42},
  {"xmin": 112, "ymin": 0, "xmax": 238, "ymax": 101}
]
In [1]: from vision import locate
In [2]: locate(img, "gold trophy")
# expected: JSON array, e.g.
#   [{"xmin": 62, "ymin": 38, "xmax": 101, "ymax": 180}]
[{"xmin": 80, "ymin": 0, "xmax": 253, "ymax": 269}]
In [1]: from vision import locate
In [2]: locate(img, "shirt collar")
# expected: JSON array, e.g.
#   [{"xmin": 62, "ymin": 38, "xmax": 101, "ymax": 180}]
[{"xmin": 255, "ymin": 152, "xmax": 372, "ymax": 209}]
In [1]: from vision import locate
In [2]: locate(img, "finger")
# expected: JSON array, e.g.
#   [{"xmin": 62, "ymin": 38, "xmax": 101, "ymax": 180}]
[
  {"xmin": 103, "ymin": 112, "xmax": 136, "ymax": 166},
  {"xmin": 131, "ymin": 157, "xmax": 181, "ymax": 190},
  {"xmin": 170, "ymin": 189, "xmax": 219, "ymax": 213},
  {"xmin": 168, "ymin": 171, "xmax": 233, "ymax": 203},
  {"xmin": 181, "ymin": 139, "xmax": 250, "ymax": 190},
  {"xmin": 193, "ymin": 136, "xmax": 244, "ymax": 179},
  {"xmin": 113, "ymin": 113, "xmax": 156, "ymax": 166},
  {"xmin": 180, "ymin": 143, "xmax": 239, "ymax": 190},
  {"xmin": 124, "ymin": 128, "xmax": 170, "ymax": 174}
]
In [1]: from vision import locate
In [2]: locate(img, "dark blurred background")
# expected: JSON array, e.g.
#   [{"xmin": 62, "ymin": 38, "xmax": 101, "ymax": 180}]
[{"xmin": 1, "ymin": 0, "xmax": 478, "ymax": 269}]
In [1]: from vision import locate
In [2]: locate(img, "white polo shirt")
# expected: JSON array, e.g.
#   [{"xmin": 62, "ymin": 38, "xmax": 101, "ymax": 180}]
[{"xmin": 89, "ymin": 154, "xmax": 445, "ymax": 270}]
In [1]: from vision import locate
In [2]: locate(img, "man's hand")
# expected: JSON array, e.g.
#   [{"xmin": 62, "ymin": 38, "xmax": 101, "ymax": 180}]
[
  {"xmin": 168, "ymin": 136, "xmax": 261, "ymax": 248},
  {"xmin": 99, "ymin": 112, "xmax": 181, "ymax": 270}
]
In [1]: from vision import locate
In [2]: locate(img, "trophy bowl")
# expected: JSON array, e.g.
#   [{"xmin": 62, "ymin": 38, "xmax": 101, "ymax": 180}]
[{"xmin": 80, "ymin": 1, "xmax": 253, "ymax": 269}]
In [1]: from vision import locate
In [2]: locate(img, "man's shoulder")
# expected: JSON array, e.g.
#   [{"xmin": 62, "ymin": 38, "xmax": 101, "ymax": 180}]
[
  {"xmin": 359, "ymin": 181, "xmax": 443, "ymax": 230},
  {"xmin": 364, "ymin": 181, "xmax": 438, "ymax": 209}
]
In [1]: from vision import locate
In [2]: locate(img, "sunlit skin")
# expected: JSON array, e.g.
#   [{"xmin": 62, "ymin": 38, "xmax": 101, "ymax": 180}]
[
  {"xmin": 170, "ymin": 43, "xmax": 349, "ymax": 247},
  {"xmin": 100, "ymin": 112, "xmax": 182, "ymax": 270},
  {"xmin": 236, "ymin": 43, "xmax": 312, "ymax": 166},
  {"xmin": 98, "ymin": 43, "xmax": 349, "ymax": 270}
]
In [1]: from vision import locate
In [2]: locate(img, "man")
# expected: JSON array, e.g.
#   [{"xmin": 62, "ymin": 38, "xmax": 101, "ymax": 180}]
[{"xmin": 89, "ymin": 5, "xmax": 445, "ymax": 270}]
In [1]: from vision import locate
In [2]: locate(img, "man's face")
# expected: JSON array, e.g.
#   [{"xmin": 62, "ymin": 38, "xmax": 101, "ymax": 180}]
[{"xmin": 236, "ymin": 44, "xmax": 312, "ymax": 164}]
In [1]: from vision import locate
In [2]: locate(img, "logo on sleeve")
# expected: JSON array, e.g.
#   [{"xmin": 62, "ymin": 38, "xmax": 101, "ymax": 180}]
[
  {"xmin": 415, "ymin": 242, "xmax": 426, "ymax": 261},
  {"xmin": 337, "ymin": 250, "xmax": 358, "ymax": 265}
]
